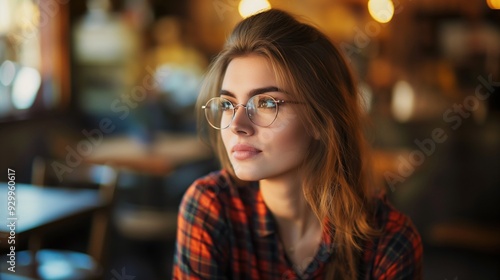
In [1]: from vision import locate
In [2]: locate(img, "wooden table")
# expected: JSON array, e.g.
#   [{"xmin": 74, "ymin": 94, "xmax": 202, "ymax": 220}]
[
  {"xmin": 0, "ymin": 183, "xmax": 107, "ymax": 279},
  {"xmin": 0, "ymin": 183, "xmax": 104, "ymax": 247},
  {"xmin": 85, "ymin": 133, "xmax": 213, "ymax": 176}
]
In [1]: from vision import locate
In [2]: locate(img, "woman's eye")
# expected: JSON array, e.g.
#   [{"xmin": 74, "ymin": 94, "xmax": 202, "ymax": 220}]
[
  {"xmin": 258, "ymin": 98, "xmax": 276, "ymax": 109},
  {"xmin": 221, "ymin": 101, "xmax": 233, "ymax": 111}
]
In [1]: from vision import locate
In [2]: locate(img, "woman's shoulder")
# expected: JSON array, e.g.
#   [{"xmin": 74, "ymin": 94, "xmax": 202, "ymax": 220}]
[
  {"xmin": 177, "ymin": 170, "xmax": 233, "ymax": 232},
  {"xmin": 372, "ymin": 196, "xmax": 420, "ymax": 239},
  {"xmin": 178, "ymin": 170, "xmax": 258, "ymax": 233},
  {"xmin": 364, "ymin": 196, "xmax": 423, "ymax": 278},
  {"xmin": 181, "ymin": 169, "xmax": 255, "ymax": 211},
  {"xmin": 182, "ymin": 170, "xmax": 232, "ymax": 204}
]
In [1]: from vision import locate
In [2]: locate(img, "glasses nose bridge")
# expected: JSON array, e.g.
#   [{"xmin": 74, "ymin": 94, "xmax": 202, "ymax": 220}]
[
  {"xmin": 233, "ymin": 103, "xmax": 247, "ymax": 110},
  {"xmin": 232, "ymin": 103, "xmax": 249, "ymax": 115},
  {"xmin": 230, "ymin": 102, "xmax": 252, "ymax": 126}
]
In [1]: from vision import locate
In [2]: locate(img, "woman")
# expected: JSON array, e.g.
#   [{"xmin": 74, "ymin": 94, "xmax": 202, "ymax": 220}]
[{"xmin": 173, "ymin": 9, "xmax": 422, "ymax": 279}]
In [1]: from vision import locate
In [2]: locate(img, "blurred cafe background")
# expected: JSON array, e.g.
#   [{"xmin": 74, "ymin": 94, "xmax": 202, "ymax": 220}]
[{"xmin": 0, "ymin": 0, "xmax": 499, "ymax": 279}]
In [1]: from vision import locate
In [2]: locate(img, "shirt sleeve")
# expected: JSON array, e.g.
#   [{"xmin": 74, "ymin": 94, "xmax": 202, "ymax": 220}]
[
  {"xmin": 173, "ymin": 181, "xmax": 229, "ymax": 280},
  {"xmin": 371, "ymin": 211, "xmax": 423, "ymax": 280}
]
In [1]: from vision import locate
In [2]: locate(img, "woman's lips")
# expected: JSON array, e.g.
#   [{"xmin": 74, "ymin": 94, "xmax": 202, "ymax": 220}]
[{"xmin": 231, "ymin": 144, "xmax": 262, "ymax": 160}]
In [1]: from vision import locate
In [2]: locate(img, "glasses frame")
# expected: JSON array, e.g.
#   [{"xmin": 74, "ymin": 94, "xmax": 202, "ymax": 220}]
[{"xmin": 201, "ymin": 94, "xmax": 302, "ymax": 130}]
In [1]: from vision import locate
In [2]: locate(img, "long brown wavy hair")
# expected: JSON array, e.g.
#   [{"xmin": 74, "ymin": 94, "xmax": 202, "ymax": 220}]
[{"xmin": 196, "ymin": 9, "xmax": 380, "ymax": 279}]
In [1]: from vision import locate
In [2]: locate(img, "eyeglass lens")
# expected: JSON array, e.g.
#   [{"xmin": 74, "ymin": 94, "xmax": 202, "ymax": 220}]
[{"xmin": 204, "ymin": 95, "xmax": 278, "ymax": 129}]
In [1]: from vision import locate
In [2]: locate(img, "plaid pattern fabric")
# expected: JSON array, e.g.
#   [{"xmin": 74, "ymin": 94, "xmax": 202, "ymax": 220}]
[{"xmin": 173, "ymin": 170, "xmax": 423, "ymax": 279}]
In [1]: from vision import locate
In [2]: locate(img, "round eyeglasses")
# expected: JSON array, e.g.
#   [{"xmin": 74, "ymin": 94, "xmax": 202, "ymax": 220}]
[{"xmin": 201, "ymin": 94, "xmax": 302, "ymax": 130}]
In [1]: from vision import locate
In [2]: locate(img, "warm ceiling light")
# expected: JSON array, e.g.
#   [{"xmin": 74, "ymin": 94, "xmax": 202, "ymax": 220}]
[
  {"xmin": 487, "ymin": 0, "xmax": 500, "ymax": 9},
  {"xmin": 368, "ymin": 0, "xmax": 394, "ymax": 23},
  {"xmin": 238, "ymin": 0, "xmax": 271, "ymax": 19}
]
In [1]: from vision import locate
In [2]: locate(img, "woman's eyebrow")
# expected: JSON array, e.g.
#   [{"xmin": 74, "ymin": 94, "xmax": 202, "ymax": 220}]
[{"xmin": 220, "ymin": 86, "xmax": 285, "ymax": 98}]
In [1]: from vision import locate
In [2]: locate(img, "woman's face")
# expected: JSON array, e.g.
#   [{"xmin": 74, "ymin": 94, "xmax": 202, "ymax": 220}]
[{"xmin": 220, "ymin": 55, "xmax": 312, "ymax": 182}]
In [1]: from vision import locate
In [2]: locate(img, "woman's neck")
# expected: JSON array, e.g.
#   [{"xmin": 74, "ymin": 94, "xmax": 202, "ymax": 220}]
[
  {"xmin": 260, "ymin": 176, "xmax": 321, "ymax": 238},
  {"xmin": 260, "ymin": 175, "xmax": 323, "ymax": 272}
]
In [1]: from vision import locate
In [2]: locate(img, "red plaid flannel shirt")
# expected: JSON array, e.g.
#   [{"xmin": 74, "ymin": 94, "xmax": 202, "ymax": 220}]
[{"xmin": 173, "ymin": 170, "xmax": 423, "ymax": 279}]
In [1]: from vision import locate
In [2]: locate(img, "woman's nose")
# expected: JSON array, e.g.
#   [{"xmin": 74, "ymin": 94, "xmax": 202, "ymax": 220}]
[{"xmin": 229, "ymin": 105, "xmax": 254, "ymax": 135}]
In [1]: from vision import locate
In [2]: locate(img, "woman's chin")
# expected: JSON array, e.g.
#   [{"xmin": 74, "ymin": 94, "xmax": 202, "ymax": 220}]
[{"xmin": 232, "ymin": 167, "xmax": 262, "ymax": 182}]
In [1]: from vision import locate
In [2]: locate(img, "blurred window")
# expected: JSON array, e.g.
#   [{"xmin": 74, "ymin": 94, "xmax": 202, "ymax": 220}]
[{"xmin": 0, "ymin": 0, "xmax": 67, "ymax": 121}]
